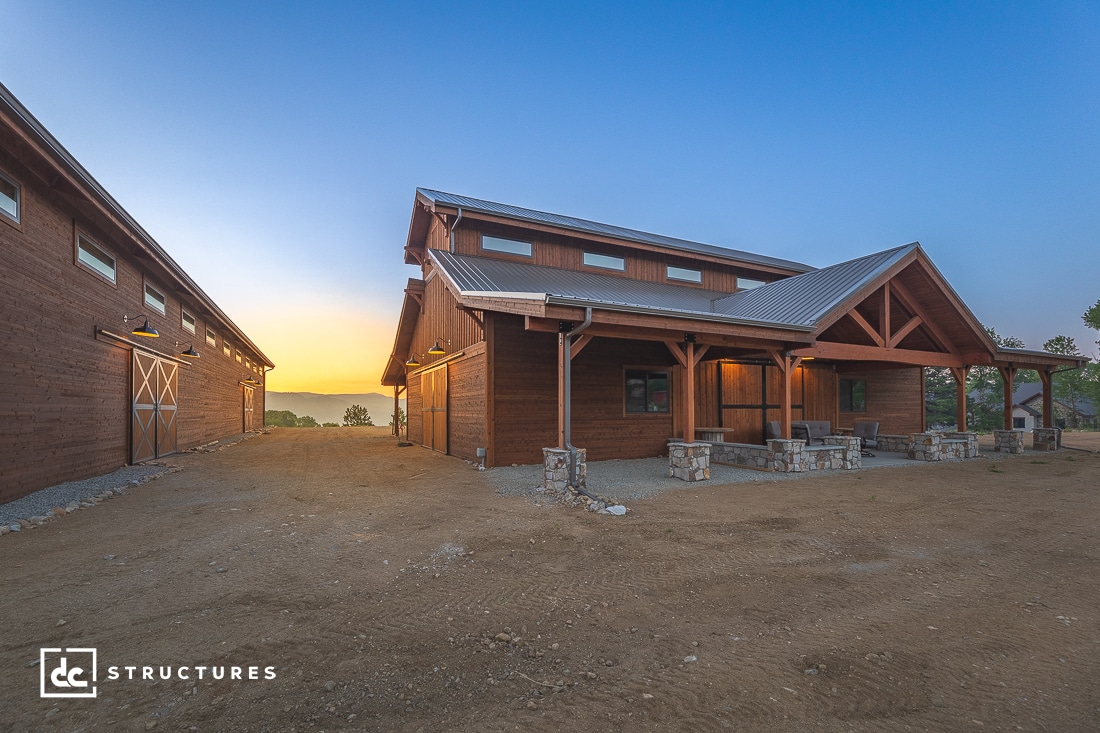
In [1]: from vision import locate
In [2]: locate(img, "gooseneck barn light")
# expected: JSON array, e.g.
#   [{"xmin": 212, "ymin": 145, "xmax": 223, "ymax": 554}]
[
  {"xmin": 176, "ymin": 341, "xmax": 200, "ymax": 358},
  {"xmin": 405, "ymin": 353, "xmax": 422, "ymax": 368},
  {"xmin": 428, "ymin": 337, "xmax": 448, "ymax": 355},
  {"xmin": 123, "ymin": 314, "xmax": 159, "ymax": 338}
]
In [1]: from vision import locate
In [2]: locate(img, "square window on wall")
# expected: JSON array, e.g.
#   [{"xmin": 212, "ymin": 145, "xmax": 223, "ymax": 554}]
[{"xmin": 625, "ymin": 369, "xmax": 671, "ymax": 414}]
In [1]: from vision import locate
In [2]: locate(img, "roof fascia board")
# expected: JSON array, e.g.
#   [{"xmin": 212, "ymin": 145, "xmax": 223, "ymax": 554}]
[{"xmin": 808, "ymin": 245, "xmax": 920, "ymax": 335}]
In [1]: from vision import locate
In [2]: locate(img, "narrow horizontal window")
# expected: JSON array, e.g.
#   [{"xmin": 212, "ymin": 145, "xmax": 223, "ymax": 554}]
[
  {"xmin": 206, "ymin": 327, "xmax": 217, "ymax": 348},
  {"xmin": 583, "ymin": 252, "xmax": 625, "ymax": 271},
  {"xmin": 0, "ymin": 170, "xmax": 19, "ymax": 222},
  {"xmin": 667, "ymin": 265, "xmax": 702, "ymax": 283},
  {"xmin": 481, "ymin": 235, "xmax": 532, "ymax": 257},
  {"xmin": 625, "ymin": 369, "xmax": 671, "ymax": 414},
  {"xmin": 144, "ymin": 282, "xmax": 167, "ymax": 315},
  {"xmin": 737, "ymin": 277, "xmax": 766, "ymax": 290},
  {"xmin": 181, "ymin": 309, "xmax": 196, "ymax": 334},
  {"xmin": 76, "ymin": 234, "xmax": 116, "ymax": 284}
]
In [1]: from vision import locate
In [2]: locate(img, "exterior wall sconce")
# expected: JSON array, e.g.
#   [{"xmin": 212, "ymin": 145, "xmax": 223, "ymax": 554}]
[
  {"xmin": 405, "ymin": 353, "xmax": 422, "ymax": 368},
  {"xmin": 176, "ymin": 341, "xmax": 200, "ymax": 358},
  {"xmin": 243, "ymin": 375, "xmax": 260, "ymax": 386},
  {"xmin": 428, "ymin": 338, "xmax": 448, "ymax": 355},
  {"xmin": 124, "ymin": 314, "xmax": 159, "ymax": 338}
]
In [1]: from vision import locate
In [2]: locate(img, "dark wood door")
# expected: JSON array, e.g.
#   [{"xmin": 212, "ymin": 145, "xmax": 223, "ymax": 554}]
[
  {"xmin": 421, "ymin": 366, "xmax": 448, "ymax": 453},
  {"xmin": 156, "ymin": 359, "xmax": 178, "ymax": 457},
  {"xmin": 242, "ymin": 386, "xmax": 254, "ymax": 432}
]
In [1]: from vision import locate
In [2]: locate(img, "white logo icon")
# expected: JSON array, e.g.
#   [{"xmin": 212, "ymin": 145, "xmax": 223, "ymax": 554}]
[{"xmin": 40, "ymin": 648, "xmax": 97, "ymax": 698}]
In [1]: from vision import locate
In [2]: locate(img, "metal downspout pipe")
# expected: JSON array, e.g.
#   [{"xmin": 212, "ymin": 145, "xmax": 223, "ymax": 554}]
[
  {"xmin": 449, "ymin": 207, "xmax": 463, "ymax": 253},
  {"xmin": 564, "ymin": 307, "xmax": 593, "ymax": 488}
]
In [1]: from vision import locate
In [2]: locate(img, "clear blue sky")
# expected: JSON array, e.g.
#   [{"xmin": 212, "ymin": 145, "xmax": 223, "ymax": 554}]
[{"xmin": 4, "ymin": 1, "xmax": 1098, "ymax": 390}]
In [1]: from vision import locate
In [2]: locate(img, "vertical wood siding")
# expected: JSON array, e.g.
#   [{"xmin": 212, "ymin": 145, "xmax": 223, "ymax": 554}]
[
  {"xmin": 836, "ymin": 368, "xmax": 924, "ymax": 435},
  {"xmin": 0, "ymin": 149, "xmax": 268, "ymax": 503}
]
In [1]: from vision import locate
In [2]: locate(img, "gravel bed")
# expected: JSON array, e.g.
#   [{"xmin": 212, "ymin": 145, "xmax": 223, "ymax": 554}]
[
  {"xmin": 0, "ymin": 464, "xmax": 171, "ymax": 525},
  {"xmin": 486, "ymin": 456, "xmax": 813, "ymax": 503}
]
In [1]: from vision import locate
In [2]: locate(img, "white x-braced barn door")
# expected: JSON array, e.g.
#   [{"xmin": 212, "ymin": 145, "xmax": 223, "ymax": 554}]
[{"xmin": 132, "ymin": 350, "xmax": 179, "ymax": 463}]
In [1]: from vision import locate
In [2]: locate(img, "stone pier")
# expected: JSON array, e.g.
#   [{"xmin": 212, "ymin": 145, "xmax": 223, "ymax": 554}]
[
  {"xmin": 993, "ymin": 429, "xmax": 1025, "ymax": 454},
  {"xmin": 668, "ymin": 442, "xmax": 711, "ymax": 482},
  {"xmin": 543, "ymin": 447, "xmax": 586, "ymax": 492},
  {"xmin": 1032, "ymin": 427, "xmax": 1061, "ymax": 451}
]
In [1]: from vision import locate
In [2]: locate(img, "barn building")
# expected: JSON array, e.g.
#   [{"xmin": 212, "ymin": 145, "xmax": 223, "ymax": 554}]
[
  {"xmin": 0, "ymin": 83, "xmax": 272, "ymax": 503},
  {"xmin": 383, "ymin": 190, "xmax": 1084, "ymax": 472}
]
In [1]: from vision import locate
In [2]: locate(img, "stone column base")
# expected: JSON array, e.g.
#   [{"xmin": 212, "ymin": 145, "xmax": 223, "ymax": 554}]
[
  {"xmin": 908, "ymin": 432, "xmax": 943, "ymax": 461},
  {"xmin": 993, "ymin": 429, "xmax": 1025, "ymax": 454},
  {"xmin": 543, "ymin": 447, "xmax": 587, "ymax": 492},
  {"xmin": 668, "ymin": 442, "xmax": 710, "ymax": 481},
  {"xmin": 1032, "ymin": 427, "xmax": 1061, "ymax": 451}
]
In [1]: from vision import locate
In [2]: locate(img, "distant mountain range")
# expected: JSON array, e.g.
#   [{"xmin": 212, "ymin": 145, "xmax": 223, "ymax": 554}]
[{"xmin": 265, "ymin": 392, "xmax": 405, "ymax": 426}]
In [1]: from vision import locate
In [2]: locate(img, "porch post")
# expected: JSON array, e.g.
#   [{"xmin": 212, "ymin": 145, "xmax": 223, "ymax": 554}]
[
  {"xmin": 557, "ymin": 333, "xmax": 565, "ymax": 448},
  {"xmin": 393, "ymin": 386, "xmax": 399, "ymax": 436},
  {"xmin": 684, "ymin": 341, "xmax": 695, "ymax": 443},
  {"xmin": 1039, "ymin": 369, "xmax": 1054, "ymax": 429},
  {"xmin": 950, "ymin": 367, "xmax": 969, "ymax": 432},
  {"xmin": 999, "ymin": 366, "xmax": 1017, "ymax": 430}
]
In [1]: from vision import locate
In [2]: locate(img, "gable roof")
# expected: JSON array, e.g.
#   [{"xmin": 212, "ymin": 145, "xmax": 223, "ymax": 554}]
[{"xmin": 415, "ymin": 188, "xmax": 815, "ymax": 275}]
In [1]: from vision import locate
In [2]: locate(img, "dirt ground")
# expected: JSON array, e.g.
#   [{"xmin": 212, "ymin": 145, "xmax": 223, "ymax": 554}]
[{"xmin": 2, "ymin": 428, "xmax": 1099, "ymax": 732}]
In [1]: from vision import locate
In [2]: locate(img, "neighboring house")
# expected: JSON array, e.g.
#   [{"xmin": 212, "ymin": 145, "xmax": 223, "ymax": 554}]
[
  {"xmin": 0, "ymin": 83, "xmax": 273, "ymax": 503},
  {"xmin": 382, "ymin": 189, "xmax": 1084, "ymax": 468},
  {"xmin": 1011, "ymin": 382, "xmax": 1097, "ymax": 429}
]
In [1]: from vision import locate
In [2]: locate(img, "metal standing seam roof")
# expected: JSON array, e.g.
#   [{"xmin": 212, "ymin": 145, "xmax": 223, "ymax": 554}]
[
  {"xmin": 429, "ymin": 245, "xmax": 919, "ymax": 331},
  {"xmin": 417, "ymin": 188, "xmax": 815, "ymax": 274}
]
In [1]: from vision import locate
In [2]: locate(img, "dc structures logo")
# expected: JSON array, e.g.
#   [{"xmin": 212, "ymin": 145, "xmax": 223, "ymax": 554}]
[{"xmin": 40, "ymin": 648, "xmax": 97, "ymax": 698}]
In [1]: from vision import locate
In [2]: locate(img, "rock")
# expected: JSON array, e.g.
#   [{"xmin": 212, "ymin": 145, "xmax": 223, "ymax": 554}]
[
  {"xmin": 322, "ymin": 680, "xmax": 336, "ymax": 692},
  {"xmin": 104, "ymin": 555, "xmax": 116, "ymax": 560},
  {"xmin": 0, "ymin": 525, "xmax": 9, "ymax": 535},
  {"xmin": 215, "ymin": 567, "xmax": 228, "ymax": 574},
  {"xmin": 684, "ymin": 655, "xmax": 697, "ymax": 663},
  {"xmin": 51, "ymin": 507, "xmax": 67, "ymax": 516},
  {"xmin": 495, "ymin": 633, "xmax": 512, "ymax": 643},
  {"xmin": 56, "ymin": 619, "xmax": 67, "ymax": 627},
  {"xmin": 606, "ymin": 505, "xmax": 627, "ymax": 515},
  {"xmin": 144, "ymin": 721, "xmax": 158, "ymax": 731},
  {"xmin": 9, "ymin": 524, "xmax": 20, "ymax": 532},
  {"xmin": 804, "ymin": 668, "xmax": 818, "ymax": 675},
  {"xmin": 526, "ymin": 700, "xmax": 538, "ymax": 710}
]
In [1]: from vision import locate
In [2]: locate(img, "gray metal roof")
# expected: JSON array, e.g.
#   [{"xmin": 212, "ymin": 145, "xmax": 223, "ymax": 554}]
[
  {"xmin": 711, "ymin": 244, "xmax": 918, "ymax": 327},
  {"xmin": 430, "ymin": 246, "xmax": 919, "ymax": 331},
  {"xmin": 417, "ymin": 188, "xmax": 815, "ymax": 274}
]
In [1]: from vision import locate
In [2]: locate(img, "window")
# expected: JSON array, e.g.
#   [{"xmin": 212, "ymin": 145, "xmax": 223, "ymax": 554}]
[
  {"xmin": 181, "ymin": 309, "xmax": 196, "ymax": 335},
  {"xmin": 583, "ymin": 252, "xmax": 625, "ymax": 271},
  {"xmin": 0, "ymin": 170, "xmax": 19, "ymax": 222},
  {"xmin": 223, "ymin": 341, "xmax": 231, "ymax": 358},
  {"xmin": 481, "ymin": 234, "xmax": 532, "ymax": 257},
  {"xmin": 76, "ymin": 233, "xmax": 116, "ymax": 284},
  {"xmin": 144, "ymin": 282, "xmax": 167, "ymax": 315},
  {"xmin": 1013, "ymin": 417, "xmax": 1026, "ymax": 429},
  {"xmin": 737, "ymin": 277, "xmax": 766, "ymax": 290},
  {"xmin": 625, "ymin": 369, "xmax": 671, "ymax": 414},
  {"xmin": 236, "ymin": 349, "xmax": 243, "ymax": 363},
  {"xmin": 839, "ymin": 378, "xmax": 867, "ymax": 413},
  {"xmin": 206, "ymin": 327, "xmax": 217, "ymax": 348},
  {"xmin": 667, "ymin": 265, "xmax": 702, "ymax": 283}
]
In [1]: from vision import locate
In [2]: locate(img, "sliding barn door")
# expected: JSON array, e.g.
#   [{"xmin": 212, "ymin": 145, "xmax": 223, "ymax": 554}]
[
  {"xmin": 420, "ymin": 366, "xmax": 448, "ymax": 453},
  {"xmin": 131, "ymin": 350, "xmax": 179, "ymax": 463},
  {"xmin": 242, "ymin": 386, "xmax": 254, "ymax": 432}
]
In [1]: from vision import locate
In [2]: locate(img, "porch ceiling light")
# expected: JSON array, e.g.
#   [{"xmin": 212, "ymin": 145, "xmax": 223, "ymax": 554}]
[
  {"xmin": 124, "ymin": 314, "xmax": 159, "ymax": 338},
  {"xmin": 176, "ymin": 341, "xmax": 200, "ymax": 358}
]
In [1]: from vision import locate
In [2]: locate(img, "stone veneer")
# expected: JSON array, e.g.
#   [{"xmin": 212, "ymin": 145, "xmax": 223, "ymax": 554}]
[
  {"xmin": 907, "ymin": 432, "xmax": 979, "ymax": 461},
  {"xmin": 668, "ymin": 442, "xmax": 711, "ymax": 482},
  {"xmin": 543, "ymin": 447, "xmax": 586, "ymax": 492},
  {"xmin": 993, "ymin": 429, "xmax": 1025, "ymax": 454},
  {"xmin": 1032, "ymin": 427, "xmax": 1061, "ymax": 451},
  {"xmin": 707, "ymin": 436, "xmax": 861, "ymax": 473}
]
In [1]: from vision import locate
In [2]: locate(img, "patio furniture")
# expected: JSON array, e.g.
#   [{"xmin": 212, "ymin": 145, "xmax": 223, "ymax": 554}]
[
  {"xmin": 766, "ymin": 420, "xmax": 782, "ymax": 441},
  {"xmin": 853, "ymin": 420, "xmax": 880, "ymax": 457},
  {"xmin": 791, "ymin": 420, "xmax": 831, "ymax": 444}
]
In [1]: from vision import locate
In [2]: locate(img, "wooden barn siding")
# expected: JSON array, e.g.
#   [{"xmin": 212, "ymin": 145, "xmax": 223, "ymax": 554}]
[
  {"xmin": 0, "ymin": 151, "xmax": 267, "ymax": 503},
  {"xmin": 488, "ymin": 314, "xmax": 677, "ymax": 466},
  {"xmin": 444, "ymin": 345, "xmax": 487, "ymax": 463},
  {"xmin": 836, "ymin": 368, "xmax": 925, "ymax": 435},
  {"xmin": 443, "ymin": 222, "xmax": 780, "ymax": 292},
  {"xmin": 406, "ymin": 272, "xmax": 483, "ymax": 372}
]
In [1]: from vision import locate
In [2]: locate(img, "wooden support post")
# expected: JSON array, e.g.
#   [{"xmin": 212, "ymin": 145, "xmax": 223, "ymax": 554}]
[
  {"xmin": 950, "ymin": 367, "xmax": 969, "ymax": 432},
  {"xmin": 393, "ymin": 386, "xmax": 400, "ymax": 436},
  {"xmin": 557, "ymin": 333, "xmax": 566, "ymax": 449},
  {"xmin": 684, "ymin": 341, "xmax": 695, "ymax": 443},
  {"xmin": 767, "ymin": 349, "xmax": 799, "ymax": 439},
  {"xmin": 1039, "ymin": 369, "xmax": 1054, "ymax": 429},
  {"xmin": 999, "ymin": 366, "xmax": 1017, "ymax": 430}
]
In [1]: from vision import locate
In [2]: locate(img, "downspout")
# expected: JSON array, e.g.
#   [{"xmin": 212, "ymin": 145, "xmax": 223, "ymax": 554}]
[
  {"xmin": 564, "ymin": 307, "xmax": 593, "ymax": 488},
  {"xmin": 449, "ymin": 207, "xmax": 463, "ymax": 254}
]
